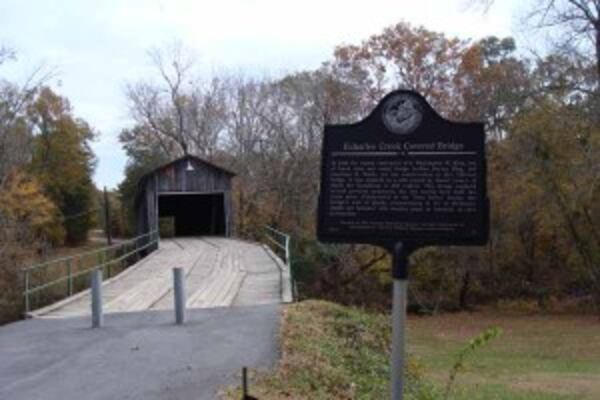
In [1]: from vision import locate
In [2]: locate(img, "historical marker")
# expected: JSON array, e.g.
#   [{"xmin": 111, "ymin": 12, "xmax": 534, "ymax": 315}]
[
  {"xmin": 317, "ymin": 90, "xmax": 489, "ymax": 400},
  {"xmin": 318, "ymin": 90, "xmax": 489, "ymax": 249}
]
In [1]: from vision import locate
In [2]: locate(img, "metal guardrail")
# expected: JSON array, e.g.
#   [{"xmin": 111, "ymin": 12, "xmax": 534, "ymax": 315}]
[
  {"xmin": 22, "ymin": 230, "xmax": 159, "ymax": 315},
  {"xmin": 264, "ymin": 225, "xmax": 297, "ymax": 301}
]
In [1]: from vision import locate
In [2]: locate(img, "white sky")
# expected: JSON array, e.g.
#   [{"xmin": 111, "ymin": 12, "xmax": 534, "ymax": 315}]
[{"xmin": 0, "ymin": 0, "xmax": 528, "ymax": 189}]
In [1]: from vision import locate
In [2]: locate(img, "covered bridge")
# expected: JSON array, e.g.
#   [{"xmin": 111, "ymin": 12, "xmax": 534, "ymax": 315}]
[{"xmin": 135, "ymin": 155, "xmax": 236, "ymax": 238}]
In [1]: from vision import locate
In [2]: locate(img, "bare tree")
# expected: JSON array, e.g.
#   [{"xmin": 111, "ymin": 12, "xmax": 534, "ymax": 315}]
[
  {"xmin": 0, "ymin": 46, "xmax": 15, "ymax": 66},
  {"xmin": 473, "ymin": 1, "xmax": 599, "ymax": 83},
  {"xmin": 125, "ymin": 43, "xmax": 227, "ymax": 159},
  {"xmin": 0, "ymin": 48, "xmax": 53, "ymax": 188}
]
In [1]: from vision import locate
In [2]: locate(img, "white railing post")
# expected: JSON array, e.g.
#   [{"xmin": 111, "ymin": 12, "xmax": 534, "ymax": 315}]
[{"xmin": 173, "ymin": 267, "xmax": 186, "ymax": 325}]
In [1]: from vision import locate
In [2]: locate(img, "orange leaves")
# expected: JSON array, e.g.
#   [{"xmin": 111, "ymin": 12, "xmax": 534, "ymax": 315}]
[
  {"xmin": 328, "ymin": 21, "xmax": 473, "ymax": 118},
  {"xmin": 0, "ymin": 169, "xmax": 65, "ymax": 244},
  {"xmin": 327, "ymin": 21, "xmax": 530, "ymax": 134}
]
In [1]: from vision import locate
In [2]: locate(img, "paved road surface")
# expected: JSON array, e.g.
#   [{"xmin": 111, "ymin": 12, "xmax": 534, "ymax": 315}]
[{"xmin": 0, "ymin": 305, "xmax": 280, "ymax": 400}]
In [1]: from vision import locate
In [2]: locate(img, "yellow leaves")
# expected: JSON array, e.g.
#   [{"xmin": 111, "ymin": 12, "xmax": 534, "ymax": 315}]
[{"xmin": 0, "ymin": 170, "xmax": 65, "ymax": 244}]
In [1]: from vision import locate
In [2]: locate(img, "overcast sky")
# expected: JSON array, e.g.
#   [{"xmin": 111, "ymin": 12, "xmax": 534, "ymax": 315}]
[{"xmin": 0, "ymin": 0, "xmax": 528, "ymax": 189}]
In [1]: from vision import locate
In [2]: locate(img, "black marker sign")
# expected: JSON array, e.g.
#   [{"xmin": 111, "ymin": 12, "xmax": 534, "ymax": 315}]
[{"xmin": 317, "ymin": 90, "xmax": 489, "ymax": 248}]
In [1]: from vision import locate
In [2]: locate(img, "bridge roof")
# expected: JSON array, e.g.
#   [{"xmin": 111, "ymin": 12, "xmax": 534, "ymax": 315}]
[
  {"xmin": 144, "ymin": 154, "xmax": 237, "ymax": 179},
  {"xmin": 134, "ymin": 154, "xmax": 236, "ymax": 207}
]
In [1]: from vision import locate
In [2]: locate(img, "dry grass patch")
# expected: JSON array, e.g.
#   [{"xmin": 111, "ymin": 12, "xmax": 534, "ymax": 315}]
[{"xmin": 222, "ymin": 300, "xmax": 436, "ymax": 400}]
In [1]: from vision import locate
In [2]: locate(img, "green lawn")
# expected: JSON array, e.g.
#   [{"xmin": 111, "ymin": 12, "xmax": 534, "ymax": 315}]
[{"xmin": 408, "ymin": 311, "xmax": 600, "ymax": 399}]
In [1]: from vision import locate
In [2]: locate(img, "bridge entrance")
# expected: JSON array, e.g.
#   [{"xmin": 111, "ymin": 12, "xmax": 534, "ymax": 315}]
[{"xmin": 158, "ymin": 193, "xmax": 226, "ymax": 236}]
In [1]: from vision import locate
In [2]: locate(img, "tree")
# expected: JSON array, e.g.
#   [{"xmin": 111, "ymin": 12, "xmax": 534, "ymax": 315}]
[
  {"xmin": 118, "ymin": 127, "xmax": 170, "ymax": 235},
  {"xmin": 327, "ymin": 22, "xmax": 471, "ymax": 117},
  {"xmin": 510, "ymin": 97, "xmax": 600, "ymax": 308},
  {"xmin": 325, "ymin": 23, "xmax": 531, "ymax": 137},
  {"xmin": 0, "ymin": 169, "xmax": 64, "ymax": 244},
  {"xmin": 526, "ymin": 0, "xmax": 600, "ymax": 83},
  {"xmin": 28, "ymin": 87, "xmax": 97, "ymax": 245},
  {"xmin": 456, "ymin": 36, "xmax": 532, "ymax": 139},
  {"xmin": 0, "ymin": 169, "xmax": 62, "ymax": 324},
  {"xmin": 125, "ymin": 44, "xmax": 227, "ymax": 159},
  {"xmin": 0, "ymin": 47, "xmax": 61, "ymax": 324},
  {"xmin": 0, "ymin": 46, "xmax": 51, "ymax": 189},
  {"xmin": 473, "ymin": 1, "xmax": 599, "ymax": 89}
]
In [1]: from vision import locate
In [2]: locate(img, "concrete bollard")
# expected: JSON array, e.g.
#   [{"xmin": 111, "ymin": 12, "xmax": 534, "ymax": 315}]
[
  {"xmin": 91, "ymin": 269, "xmax": 103, "ymax": 328},
  {"xmin": 173, "ymin": 267, "xmax": 186, "ymax": 325}
]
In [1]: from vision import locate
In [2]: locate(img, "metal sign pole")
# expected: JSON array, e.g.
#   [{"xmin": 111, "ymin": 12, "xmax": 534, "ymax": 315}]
[{"xmin": 391, "ymin": 242, "xmax": 408, "ymax": 400}]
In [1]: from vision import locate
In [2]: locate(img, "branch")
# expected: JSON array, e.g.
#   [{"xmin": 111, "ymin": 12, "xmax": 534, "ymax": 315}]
[{"xmin": 340, "ymin": 251, "xmax": 388, "ymax": 286}]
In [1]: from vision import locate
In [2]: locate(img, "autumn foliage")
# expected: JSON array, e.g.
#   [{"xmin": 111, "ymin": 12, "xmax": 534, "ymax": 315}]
[{"xmin": 0, "ymin": 70, "xmax": 97, "ymax": 323}]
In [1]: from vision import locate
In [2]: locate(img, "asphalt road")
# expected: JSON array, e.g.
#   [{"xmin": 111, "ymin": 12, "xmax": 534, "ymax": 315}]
[{"xmin": 0, "ymin": 305, "xmax": 280, "ymax": 400}]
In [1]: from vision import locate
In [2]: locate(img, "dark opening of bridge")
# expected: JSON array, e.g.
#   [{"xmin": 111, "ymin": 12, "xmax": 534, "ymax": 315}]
[{"xmin": 158, "ymin": 193, "xmax": 226, "ymax": 236}]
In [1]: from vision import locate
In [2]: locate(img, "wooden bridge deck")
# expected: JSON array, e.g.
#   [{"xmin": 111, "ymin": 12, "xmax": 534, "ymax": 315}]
[{"xmin": 32, "ymin": 238, "xmax": 292, "ymax": 318}]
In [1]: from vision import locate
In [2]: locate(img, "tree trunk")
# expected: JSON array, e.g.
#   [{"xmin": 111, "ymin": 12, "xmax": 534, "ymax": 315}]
[{"xmin": 596, "ymin": 25, "xmax": 600, "ymax": 85}]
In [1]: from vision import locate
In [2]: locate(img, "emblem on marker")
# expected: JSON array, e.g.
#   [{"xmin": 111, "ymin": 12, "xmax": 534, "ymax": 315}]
[{"xmin": 382, "ymin": 93, "xmax": 423, "ymax": 134}]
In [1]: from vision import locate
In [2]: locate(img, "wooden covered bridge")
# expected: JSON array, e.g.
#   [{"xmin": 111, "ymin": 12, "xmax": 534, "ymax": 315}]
[
  {"xmin": 22, "ymin": 155, "xmax": 293, "ymax": 318},
  {"xmin": 135, "ymin": 155, "xmax": 235, "ymax": 238}
]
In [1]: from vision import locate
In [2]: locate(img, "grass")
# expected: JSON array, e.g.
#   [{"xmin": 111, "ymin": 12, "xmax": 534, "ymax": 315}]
[
  {"xmin": 409, "ymin": 311, "xmax": 600, "ymax": 399},
  {"xmin": 223, "ymin": 300, "xmax": 600, "ymax": 399}
]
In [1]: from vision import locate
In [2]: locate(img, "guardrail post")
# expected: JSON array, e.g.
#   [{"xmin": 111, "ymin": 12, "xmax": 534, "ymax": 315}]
[
  {"xmin": 78, "ymin": 256, "xmax": 84, "ymax": 290},
  {"xmin": 91, "ymin": 269, "xmax": 103, "ymax": 328},
  {"xmin": 100, "ymin": 250, "xmax": 105, "ymax": 277},
  {"xmin": 135, "ymin": 238, "xmax": 141, "ymax": 262},
  {"xmin": 67, "ymin": 259, "xmax": 73, "ymax": 296},
  {"xmin": 24, "ymin": 270, "xmax": 30, "ymax": 316},
  {"xmin": 173, "ymin": 267, "xmax": 186, "ymax": 325},
  {"xmin": 97, "ymin": 251, "xmax": 102, "ymax": 271},
  {"xmin": 106, "ymin": 249, "xmax": 111, "ymax": 278},
  {"xmin": 285, "ymin": 236, "xmax": 296, "ymax": 302}
]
